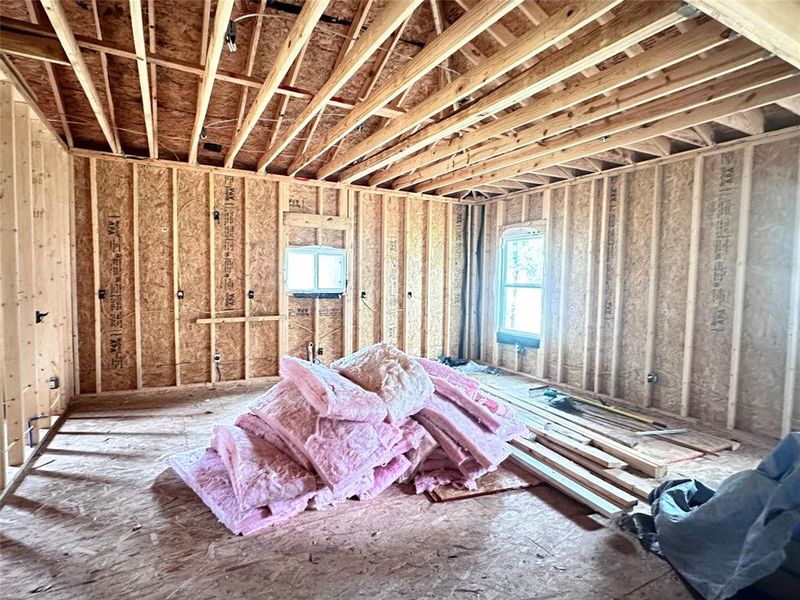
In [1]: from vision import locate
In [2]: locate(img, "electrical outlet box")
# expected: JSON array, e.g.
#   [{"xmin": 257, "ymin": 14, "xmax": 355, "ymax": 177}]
[{"xmin": 48, "ymin": 376, "xmax": 59, "ymax": 389}]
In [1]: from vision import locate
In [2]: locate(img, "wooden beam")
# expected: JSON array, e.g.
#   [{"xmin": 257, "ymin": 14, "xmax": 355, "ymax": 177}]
[
  {"xmin": 609, "ymin": 174, "xmax": 627, "ymax": 398},
  {"xmin": 265, "ymin": 44, "xmax": 309, "ymax": 150},
  {"xmin": 172, "ymin": 168, "xmax": 180, "ymax": 386},
  {"xmin": 434, "ymin": 71, "xmax": 800, "ymax": 195},
  {"xmin": 331, "ymin": 0, "xmax": 630, "ymax": 183},
  {"xmin": 39, "ymin": 0, "xmax": 118, "ymax": 152},
  {"xmin": 90, "ymin": 0, "xmax": 119, "ymax": 153},
  {"xmin": 132, "ymin": 164, "xmax": 143, "ymax": 389},
  {"xmin": 777, "ymin": 96, "xmax": 800, "ymax": 116},
  {"xmin": 129, "ymin": 0, "xmax": 155, "ymax": 157},
  {"xmin": 196, "ymin": 315, "xmax": 283, "ymax": 325},
  {"xmin": 90, "ymin": 158, "xmax": 101, "ymax": 393},
  {"xmin": 782, "ymin": 145, "xmax": 800, "ymax": 437},
  {"xmin": 288, "ymin": 0, "xmax": 527, "ymax": 176},
  {"xmin": 556, "ymin": 186, "xmax": 571, "ymax": 383},
  {"xmin": 726, "ymin": 146, "xmax": 753, "ymax": 429},
  {"xmin": 398, "ymin": 21, "xmax": 740, "ymax": 190},
  {"xmin": 188, "ymin": 0, "xmax": 234, "ymax": 164},
  {"xmin": 146, "ymin": 0, "xmax": 158, "ymax": 158},
  {"xmin": 593, "ymin": 178, "xmax": 610, "ymax": 393},
  {"xmin": 224, "ymin": 0, "xmax": 329, "ymax": 168},
  {"xmin": 0, "ymin": 27, "xmax": 68, "ymax": 64},
  {"xmin": 283, "ymin": 212, "xmax": 350, "ymax": 231},
  {"xmin": 234, "ymin": 0, "xmax": 267, "ymax": 139},
  {"xmin": 277, "ymin": 182, "xmax": 288, "ymax": 356},
  {"xmin": 686, "ymin": 0, "xmax": 800, "ymax": 70},
  {"xmin": 259, "ymin": 0, "xmax": 419, "ymax": 172},
  {"xmin": 581, "ymin": 179, "xmax": 598, "ymax": 388}
]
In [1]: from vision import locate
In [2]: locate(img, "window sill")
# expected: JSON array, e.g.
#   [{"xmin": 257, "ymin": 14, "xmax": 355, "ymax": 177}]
[
  {"xmin": 496, "ymin": 330, "xmax": 540, "ymax": 348},
  {"xmin": 291, "ymin": 292, "xmax": 344, "ymax": 299}
]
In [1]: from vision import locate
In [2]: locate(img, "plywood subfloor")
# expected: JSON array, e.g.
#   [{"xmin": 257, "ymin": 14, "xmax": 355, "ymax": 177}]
[{"xmin": 0, "ymin": 381, "xmax": 773, "ymax": 600}]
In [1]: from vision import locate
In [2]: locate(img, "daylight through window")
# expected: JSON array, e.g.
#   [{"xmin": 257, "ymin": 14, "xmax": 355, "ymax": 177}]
[
  {"xmin": 497, "ymin": 227, "xmax": 545, "ymax": 346},
  {"xmin": 286, "ymin": 246, "xmax": 347, "ymax": 295}
]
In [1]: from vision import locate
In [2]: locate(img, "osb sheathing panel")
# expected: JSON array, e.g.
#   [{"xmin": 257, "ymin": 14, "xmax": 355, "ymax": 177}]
[
  {"xmin": 562, "ymin": 180, "xmax": 592, "ymax": 388},
  {"xmin": 497, "ymin": 202, "xmax": 517, "ymax": 370},
  {"xmin": 651, "ymin": 161, "xmax": 693, "ymax": 414},
  {"xmin": 286, "ymin": 183, "xmax": 317, "ymax": 360},
  {"xmin": 619, "ymin": 167, "xmax": 654, "ymax": 406},
  {"xmin": 738, "ymin": 137, "xmax": 799, "ymax": 436},
  {"xmin": 383, "ymin": 197, "xmax": 402, "ymax": 348},
  {"xmin": 73, "ymin": 157, "xmax": 96, "ymax": 394},
  {"xmin": 319, "ymin": 188, "xmax": 345, "ymax": 363},
  {"xmin": 357, "ymin": 193, "xmax": 382, "ymax": 347},
  {"xmin": 469, "ymin": 132, "xmax": 800, "ymax": 437},
  {"xmin": 177, "ymin": 170, "xmax": 210, "ymax": 385},
  {"xmin": 214, "ymin": 174, "xmax": 245, "ymax": 381},
  {"xmin": 545, "ymin": 189, "xmax": 564, "ymax": 379},
  {"xmin": 405, "ymin": 198, "xmax": 425, "ymax": 356},
  {"xmin": 449, "ymin": 205, "xmax": 467, "ymax": 357},
  {"xmin": 137, "ymin": 165, "xmax": 175, "ymax": 387},
  {"xmin": 96, "ymin": 160, "xmax": 137, "ymax": 391},
  {"xmin": 428, "ymin": 201, "xmax": 446, "ymax": 358},
  {"xmin": 247, "ymin": 179, "xmax": 279, "ymax": 377},
  {"xmin": 690, "ymin": 151, "xmax": 742, "ymax": 426}
]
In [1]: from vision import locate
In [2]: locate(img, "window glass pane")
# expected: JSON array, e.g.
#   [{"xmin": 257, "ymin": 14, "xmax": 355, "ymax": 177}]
[
  {"xmin": 318, "ymin": 253, "xmax": 345, "ymax": 290},
  {"xmin": 502, "ymin": 287, "xmax": 542, "ymax": 335},
  {"xmin": 505, "ymin": 236, "xmax": 544, "ymax": 285},
  {"xmin": 286, "ymin": 251, "xmax": 315, "ymax": 291}
]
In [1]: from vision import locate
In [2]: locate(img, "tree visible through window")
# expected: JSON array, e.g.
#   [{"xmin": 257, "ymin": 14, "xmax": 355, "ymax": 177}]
[{"xmin": 497, "ymin": 227, "xmax": 544, "ymax": 346}]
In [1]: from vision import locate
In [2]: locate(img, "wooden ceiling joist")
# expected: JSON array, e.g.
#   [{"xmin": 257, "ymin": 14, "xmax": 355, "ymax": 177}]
[
  {"xmin": 427, "ymin": 59, "xmax": 793, "ymax": 192},
  {"xmin": 328, "ymin": 0, "xmax": 631, "ymax": 183},
  {"xmin": 714, "ymin": 107, "xmax": 766, "ymax": 135},
  {"xmin": 686, "ymin": 0, "xmax": 800, "ymax": 70},
  {"xmin": 287, "ymin": 0, "xmax": 527, "ymax": 176},
  {"xmin": 436, "ymin": 75, "xmax": 800, "ymax": 195},
  {"xmin": 389, "ymin": 23, "xmax": 739, "ymax": 188},
  {"xmin": 129, "ymin": 0, "xmax": 155, "ymax": 157},
  {"xmin": 39, "ymin": 0, "xmax": 117, "ymax": 152},
  {"xmin": 777, "ymin": 96, "xmax": 800, "ymax": 117},
  {"xmin": 254, "ymin": 0, "xmax": 421, "ymax": 172},
  {"xmin": 188, "ymin": 0, "xmax": 234, "ymax": 163},
  {"xmin": 368, "ymin": 1, "xmax": 710, "ymax": 189},
  {"xmin": 234, "ymin": 0, "xmax": 268, "ymax": 142},
  {"xmin": 403, "ymin": 26, "xmax": 750, "ymax": 191},
  {"xmin": 224, "ymin": 0, "xmax": 329, "ymax": 168}
]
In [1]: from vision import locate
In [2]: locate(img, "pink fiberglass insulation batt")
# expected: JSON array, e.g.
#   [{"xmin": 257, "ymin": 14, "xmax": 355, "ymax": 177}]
[
  {"xmin": 419, "ymin": 393, "xmax": 512, "ymax": 469},
  {"xmin": 211, "ymin": 424, "xmax": 317, "ymax": 510},
  {"xmin": 235, "ymin": 411, "xmax": 314, "ymax": 472},
  {"xmin": 475, "ymin": 392, "xmax": 527, "ymax": 441},
  {"xmin": 428, "ymin": 375, "xmax": 504, "ymax": 433},
  {"xmin": 169, "ymin": 448, "xmax": 309, "ymax": 535},
  {"xmin": 311, "ymin": 469, "xmax": 375, "ymax": 509},
  {"xmin": 358, "ymin": 455, "xmax": 412, "ymax": 501},
  {"xmin": 250, "ymin": 380, "xmax": 403, "ymax": 491},
  {"xmin": 399, "ymin": 430, "xmax": 438, "ymax": 484},
  {"xmin": 331, "ymin": 342, "xmax": 434, "ymax": 422},
  {"xmin": 415, "ymin": 357, "xmax": 481, "ymax": 399},
  {"xmin": 280, "ymin": 356, "xmax": 387, "ymax": 422}
]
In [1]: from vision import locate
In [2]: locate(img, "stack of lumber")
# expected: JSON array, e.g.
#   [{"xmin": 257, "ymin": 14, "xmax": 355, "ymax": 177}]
[{"xmin": 478, "ymin": 379, "xmax": 739, "ymax": 519}]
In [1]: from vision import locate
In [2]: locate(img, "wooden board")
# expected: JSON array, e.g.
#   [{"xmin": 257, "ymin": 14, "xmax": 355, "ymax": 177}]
[{"xmin": 427, "ymin": 463, "xmax": 541, "ymax": 502}]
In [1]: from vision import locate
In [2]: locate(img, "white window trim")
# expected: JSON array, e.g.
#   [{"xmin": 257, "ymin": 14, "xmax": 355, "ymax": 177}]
[
  {"xmin": 496, "ymin": 223, "xmax": 546, "ymax": 343},
  {"xmin": 285, "ymin": 245, "xmax": 347, "ymax": 294}
]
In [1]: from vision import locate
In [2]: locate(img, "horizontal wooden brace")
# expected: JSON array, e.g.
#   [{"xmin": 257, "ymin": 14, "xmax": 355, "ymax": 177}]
[
  {"xmin": 195, "ymin": 315, "xmax": 284, "ymax": 324},
  {"xmin": 283, "ymin": 212, "xmax": 351, "ymax": 230}
]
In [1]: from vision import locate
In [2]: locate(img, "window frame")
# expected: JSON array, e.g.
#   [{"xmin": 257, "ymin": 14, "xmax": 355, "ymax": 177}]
[
  {"xmin": 285, "ymin": 245, "xmax": 347, "ymax": 296},
  {"xmin": 496, "ymin": 223, "xmax": 546, "ymax": 348}
]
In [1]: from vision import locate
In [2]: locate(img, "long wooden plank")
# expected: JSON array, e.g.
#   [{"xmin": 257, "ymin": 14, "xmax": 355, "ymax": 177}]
[
  {"xmin": 644, "ymin": 165, "xmax": 663, "ymax": 407},
  {"xmin": 188, "ymin": 0, "xmax": 235, "ymax": 164},
  {"xmin": 332, "ymin": 0, "xmax": 626, "ymax": 183},
  {"xmin": 132, "ymin": 164, "xmax": 143, "ymax": 389},
  {"xmin": 513, "ymin": 438, "xmax": 637, "ymax": 508},
  {"xmin": 283, "ymin": 212, "xmax": 350, "ymax": 231},
  {"xmin": 225, "ymin": 0, "xmax": 329, "ymax": 167},
  {"xmin": 609, "ymin": 174, "xmax": 627, "ymax": 398},
  {"xmin": 289, "ymin": 0, "xmax": 526, "ymax": 175},
  {"xmin": 556, "ymin": 186, "xmax": 571, "ymax": 382},
  {"xmin": 40, "ymin": 0, "xmax": 117, "ymax": 152},
  {"xmin": 259, "ymin": 0, "xmax": 421, "ymax": 171},
  {"xmin": 581, "ymin": 179, "xmax": 598, "ymax": 388},
  {"xmin": 277, "ymin": 182, "xmax": 288, "ymax": 356},
  {"xmin": 508, "ymin": 448, "xmax": 624, "ymax": 518},
  {"xmin": 172, "ymin": 168, "xmax": 180, "ymax": 386}
]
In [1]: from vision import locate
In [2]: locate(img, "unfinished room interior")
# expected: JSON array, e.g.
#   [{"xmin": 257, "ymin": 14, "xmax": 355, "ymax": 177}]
[{"xmin": 1, "ymin": 0, "xmax": 799, "ymax": 597}]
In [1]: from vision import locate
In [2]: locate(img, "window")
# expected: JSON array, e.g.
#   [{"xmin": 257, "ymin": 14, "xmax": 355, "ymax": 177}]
[
  {"xmin": 497, "ymin": 226, "xmax": 545, "ymax": 347},
  {"xmin": 286, "ymin": 246, "xmax": 347, "ymax": 296}
]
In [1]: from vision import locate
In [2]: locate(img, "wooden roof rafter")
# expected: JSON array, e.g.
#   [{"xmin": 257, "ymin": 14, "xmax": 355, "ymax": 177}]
[
  {"xmin": 351, "ymin": 0, "xmax": 690, "ymax": 187},
  {"xmin": 435, "ymin": 75, "xmax": 800, "ymax": 195},
  {"xmin": 39, "ymin": 0, "xmax": 118, "ymax": 153},
  {"xmin": 286, "ymin": 0, "xmax": 528, "ymax": 176},
  {"xmin": 234, "ymin": 0, "xmax": 268, "ymax": 138},
  {"xmin": 225, "ymin": 0, "xmax": 330, "ymax": 168},
  {"xmin": 326, "ymin": 0, "xmax": 630, "ymax": 183},
  {"xmin": 254, "ymin": 0, "xmax": 421, "ymax": 171},
  {"xmin": 129, "ymin": 0, "xmax": 155, "ymax": 157},
  {"xmin": 188, "ymin": 0, "xmax": 234, "ymax": 164}
]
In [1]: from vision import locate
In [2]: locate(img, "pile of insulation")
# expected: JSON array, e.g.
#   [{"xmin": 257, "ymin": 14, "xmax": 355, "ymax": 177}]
[{"xmin": 170, "ymin": 343, "xmax": 525, "ymax": 535}]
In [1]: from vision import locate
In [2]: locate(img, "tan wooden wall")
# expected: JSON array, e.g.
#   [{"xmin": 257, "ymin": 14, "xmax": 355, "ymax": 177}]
[
  {"xmin": 71, "ymin": 155, "xmax": 467, "ymax": 395},
  {"xmin": 0, "ymin": 80, "xmax": 74, "ymax": 488},
  {"xmin": 469, "ymin": 129, "xmax": 800, "ymax": 439}
]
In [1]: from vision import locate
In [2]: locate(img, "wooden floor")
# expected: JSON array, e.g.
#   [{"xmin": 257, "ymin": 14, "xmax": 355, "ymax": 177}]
[{"xmin": 0, "ymin": 377, "xmax": 775, "ymax": 600}]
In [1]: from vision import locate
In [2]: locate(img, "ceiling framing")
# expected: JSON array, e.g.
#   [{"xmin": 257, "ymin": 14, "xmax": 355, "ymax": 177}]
[{"xmin": 1, "ymin": 0, "xmax": 799, "ymax": 200}]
